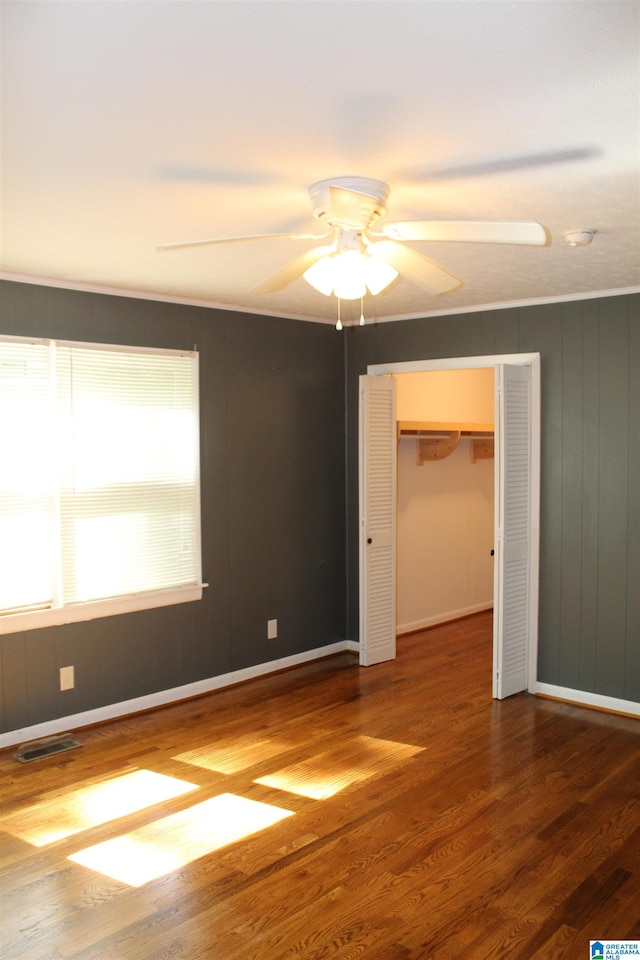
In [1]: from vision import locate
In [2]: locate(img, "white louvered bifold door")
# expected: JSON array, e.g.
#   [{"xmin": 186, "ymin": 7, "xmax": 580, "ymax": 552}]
[
  {"xmin": 493, "ymin": 363, "xmax": 531, "ymax": 698},
  {"xmin": 359, "ymin": 374, "xmax": 397, "ymax": 666}
]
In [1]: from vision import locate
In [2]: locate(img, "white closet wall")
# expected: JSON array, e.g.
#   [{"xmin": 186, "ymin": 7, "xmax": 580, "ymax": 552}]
[{"xmin": 396, "ymin": 370, "xmax": 494, "ymax": 633}]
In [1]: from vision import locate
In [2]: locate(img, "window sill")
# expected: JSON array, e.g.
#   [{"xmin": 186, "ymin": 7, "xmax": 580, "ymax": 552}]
[{"xmin": 0, "ymin": 585, "xmax": 206, "ymax": 635}]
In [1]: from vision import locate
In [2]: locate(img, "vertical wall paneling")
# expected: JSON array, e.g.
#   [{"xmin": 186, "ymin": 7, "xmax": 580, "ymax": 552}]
[
  {"xmin": 519, "ymin": 305, "xmax": 564, "ymax": 682},
  {"xmin": 626, "ymin": 299, "xmax": 640, "ymax": 702},
  {"xmin": 1, "ymin": 634, "xmax": 30, "ymax": 731},
  {"xmin": 595, "ymin": 297, "xmax": 630, "ymax": 698},
  {"xmin": 493, "ymin": 308, "xmax": 521, "ymax": 356},
  {"xmin": 559, "ymin": 301, "xmax": 585, "ymax": 686},
  {"xmin": 579, "ymin": 299, "xmax": 600, "ymax": 693},
  {"xmin": 196, "ymin": 309, "xmax": 233, "ymax": 683},
  {"xmin": 225, "ymin": 314, "xmax": 345, "ymax": 672}
]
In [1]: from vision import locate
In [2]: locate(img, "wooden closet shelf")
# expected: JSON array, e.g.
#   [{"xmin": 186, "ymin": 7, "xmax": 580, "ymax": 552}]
[
  {"xmin": 398, "ymin": 420, "xmax": 494, "ymax": 437},
  {"xmin": 397, "ymin": 421, "xmax": 495, "ymax": 464}
]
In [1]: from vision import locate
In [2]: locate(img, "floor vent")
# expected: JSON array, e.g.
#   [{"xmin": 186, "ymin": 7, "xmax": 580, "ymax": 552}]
[{"xmin": 14, "ymin": 734, "xmax": 82, "ymax": 763}]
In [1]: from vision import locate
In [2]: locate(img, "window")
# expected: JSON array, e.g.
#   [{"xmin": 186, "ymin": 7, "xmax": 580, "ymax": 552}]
[{"xmin": 0, "ymin": 336, "xmax": 203, "ymax": 634}]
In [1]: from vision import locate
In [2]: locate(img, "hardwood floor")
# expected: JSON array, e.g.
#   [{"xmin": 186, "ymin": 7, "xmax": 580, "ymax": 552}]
[{"xmin": 1, "ymin": 611, "xmax": 639, "ymax": 959}]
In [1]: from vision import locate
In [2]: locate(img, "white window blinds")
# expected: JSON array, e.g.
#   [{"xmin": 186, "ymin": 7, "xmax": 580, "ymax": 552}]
[
  {"xmin": 0, "ymin": 339, "xmax": 56, "ymax": 613},
  {"xmin": 0, "ymin": 337, "xmax": 202, "ymax": 627}
]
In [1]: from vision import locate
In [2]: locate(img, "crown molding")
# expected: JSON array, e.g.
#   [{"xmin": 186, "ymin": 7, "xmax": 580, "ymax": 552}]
[{"xmin": 1, "ymin": 272, "xmax": 638, "ymax": 326}]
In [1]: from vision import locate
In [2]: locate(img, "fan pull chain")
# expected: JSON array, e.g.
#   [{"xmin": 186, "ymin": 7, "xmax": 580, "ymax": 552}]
[
  {"xmin": 336, "ymin": 298, "xmax": 343, "ymax": 331},
  {"xmin": 360, "ymin": 297, "xmax": 365, "ymax": 326}
]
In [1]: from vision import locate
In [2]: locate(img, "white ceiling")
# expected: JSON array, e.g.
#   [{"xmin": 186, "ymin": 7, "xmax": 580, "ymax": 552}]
[{"xmin": 2, "ymin": 0, "xmax": 639, "ymax": 325}]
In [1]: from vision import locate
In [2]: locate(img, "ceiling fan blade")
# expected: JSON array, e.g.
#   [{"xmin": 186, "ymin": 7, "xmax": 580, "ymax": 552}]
[
  {"xmin": 400, "ymin": 147, "xmax": 599, "ymax": 182},
  {"xmin": 368, "ymin": 239, "xmax": 461, "ymax": 295},
  {"xmin": 380, "ymin": 220, "xmax": 549, "ymax": 246},
  {"xmin": 253, "ymin": 243, "xmax": 337, "ymax": 294},
  {"xmin": 158, "ymin": 165, "xmax": 284, "ymax": 185},
  {"xmin": 157, "ymin": 231, "xmax": 331, "ymax": 252}
]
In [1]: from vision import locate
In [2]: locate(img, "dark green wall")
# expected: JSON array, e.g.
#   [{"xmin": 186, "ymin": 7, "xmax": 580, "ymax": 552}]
[
  {"xmin": 344, "ymin": 294, "xmax": 639, "ymax": 703},
  {"xmin": 0, "ymin": 282, "xmax": 347, "ymax": 733}
]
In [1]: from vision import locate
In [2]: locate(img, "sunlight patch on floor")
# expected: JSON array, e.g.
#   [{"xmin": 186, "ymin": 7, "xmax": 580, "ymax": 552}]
[
  {"xmin": 0, "ymin": 770, "xmax": 197, "ymax": 846},
  {"xmin": 254, "ymin": 735, "xmax": 423, "ymax": 799},
  {"xmin": 174, "ymin": 735, "xmax": 288, "ymax": 774},
  {"xmin": 68, "ymin": 793, "xmax": 294, "ymax": 886}
]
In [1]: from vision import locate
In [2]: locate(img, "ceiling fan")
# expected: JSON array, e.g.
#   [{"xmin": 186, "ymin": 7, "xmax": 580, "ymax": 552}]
[{"xmin": 158, "ymin": 175, "xmax": 550, "ymax": 300}]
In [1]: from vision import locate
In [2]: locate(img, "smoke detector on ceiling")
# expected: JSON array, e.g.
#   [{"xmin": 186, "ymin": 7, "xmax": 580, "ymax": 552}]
[{"xmin": 564, "ymin": 229, "xmax": 596, "ymax": 246}]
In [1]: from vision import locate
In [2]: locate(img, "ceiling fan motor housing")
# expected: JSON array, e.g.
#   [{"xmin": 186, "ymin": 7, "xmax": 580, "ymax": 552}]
[{"xmin": 309, "ymin": 177, "xmax": 390, "ymax": 230}]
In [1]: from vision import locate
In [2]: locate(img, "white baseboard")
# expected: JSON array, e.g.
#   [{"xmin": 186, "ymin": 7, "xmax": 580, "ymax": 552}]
[
  {"xmin": 6, "ymin": 644, "xmax": 635, "ymax": 752},
  {"xmin": 536, "ymin": 682, "xmax": 640, "ymax": 718},
  {"xmin": 397, "ymin": 602, "xmax": 493, "ymax": 636},
  {"xmin": 0, "ymin": 641, "xmax": 350, "ymax": 750}
]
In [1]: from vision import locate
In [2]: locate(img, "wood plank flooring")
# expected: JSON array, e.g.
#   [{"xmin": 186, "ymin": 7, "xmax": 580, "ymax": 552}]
[{"xmin": 1, "ymin": 611, "xmax": 639, "ymax": 959}]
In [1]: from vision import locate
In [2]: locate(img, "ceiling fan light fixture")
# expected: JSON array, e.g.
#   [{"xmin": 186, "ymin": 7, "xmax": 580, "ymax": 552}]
[
  {"xmin": 364, "ymin": 254, "xmax": 398, "ymax": 295},
  {"xmin": 303, "ymin": 250, "xmax": 365, "ymax": 299},
  {"xmin": 303, "ymin": 249, "xmax": 397, "ymax": 300},
  {"xmin": 302, "ymin": 257, "xmax": 336, "ymax": 296},
  {"xmin": 333, "ymin": 249, "xmax": 368, "ymax": 300}
]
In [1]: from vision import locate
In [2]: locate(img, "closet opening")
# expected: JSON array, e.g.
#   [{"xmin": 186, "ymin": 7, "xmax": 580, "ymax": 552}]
[{"xmin": 359, "ymin": 353, "xmax": 540, "ymax": 699}]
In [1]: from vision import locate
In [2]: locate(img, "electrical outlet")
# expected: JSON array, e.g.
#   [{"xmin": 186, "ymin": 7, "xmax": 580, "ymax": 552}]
[
  {"xmin": 60, "ymin": 665, "xmax": 75, "ymax": 691},
  {"xmin": 267, "ymin": 619, "xmax": 278, "ymax": 640}
]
